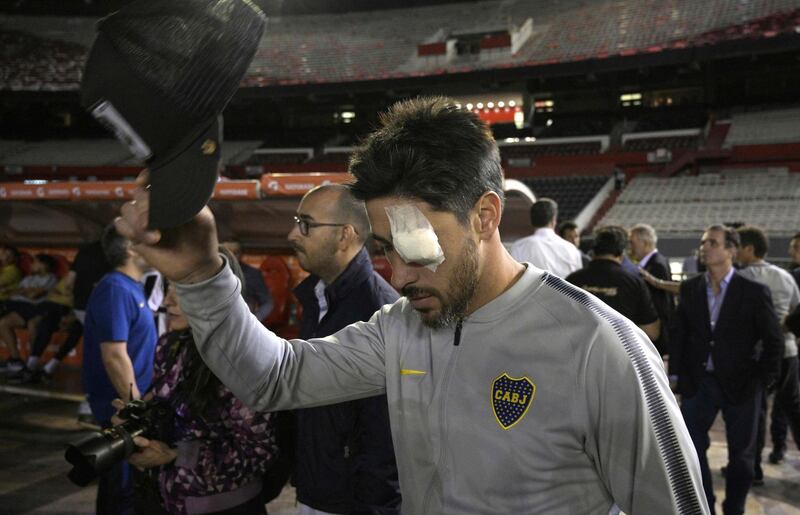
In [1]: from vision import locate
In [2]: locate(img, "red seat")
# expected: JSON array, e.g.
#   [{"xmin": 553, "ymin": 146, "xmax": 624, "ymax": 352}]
[
  {"xmin": 18, "ymin": 252, "xmax": 33, "ymax": 276},
  {"xmin": 372, "ymin": 255, "xmax": 393, "ymax": 284},
  {"xmin": 51, "ymin": 254, "xmax": 71, "ymax": 279},
  {"xmin": 260, "ymin": 256, "xmax": 291, "ymax": 328}
]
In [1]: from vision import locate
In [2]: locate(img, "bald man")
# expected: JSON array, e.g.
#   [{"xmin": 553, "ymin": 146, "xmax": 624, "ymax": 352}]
[{"xmin": 287, "ymin": 184, "xmax": 401, "ymax": 515}]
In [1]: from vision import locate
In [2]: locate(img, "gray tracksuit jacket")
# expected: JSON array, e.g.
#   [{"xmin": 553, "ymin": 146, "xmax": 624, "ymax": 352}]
[{"xmin": 178, "ymin": 261, "xmax": 709, "ymax": 515}]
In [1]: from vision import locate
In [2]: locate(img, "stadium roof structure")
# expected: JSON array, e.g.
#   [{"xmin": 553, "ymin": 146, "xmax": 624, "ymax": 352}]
[{"xmin": 1, "ymin": 0, "xmax": 799, "ymax": 91}]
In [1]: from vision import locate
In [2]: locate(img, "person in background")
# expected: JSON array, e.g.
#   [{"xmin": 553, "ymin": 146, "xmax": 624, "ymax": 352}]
[
  {"xmin": 567, "ymin": 225, "xmax": 661, "ymax": 343},
  {"xmin": 288, "ymin": 184, "xmax": 400, "ymax": 515},
  {"xmin": 120, "ymin": 249, "xmax": 278, "ymax": 515},
  {"xmin": 0, "ymin": 244, "xmax": 22, "ymax": 301},
  {"xmin": 736, "ymin": 226, "xmax": 800, "ymax": 470},
  {"xmin": 141, "ymin": 269, "xmax": 168, "ymax": 336},
  {"xmin": 509, "ymin": 198, "xmax": 583, "ymax": 278},
  {"xmin": 671, "ymin": 224, "xmax": 783, "ymax": 515},
  {"xmin": 14, "ymin": 240, "xmax": 117, "ymax": 384},
  {"xmin": 83, "ymin": 225, "xmax": 157, "ymax": 514},
  {"xmin": 629, "ymin": 223, "xmax": 674, "ymax": 356},
  {"xmin": 0, "ymin": 254, "xmax": 58, "ymax": 373},
  {"xmin": 9, "ymin": 268, "xmax": 74, "ymax": 383},
  {"xmin": 788, "ymin": 232, "xmax": 800, "ymax": 288},
  {"xmin": 221, "ymin": 239, "xmax": 274, "ymax": 323},
  {"xmin": 556, "ymin": 220, "xmax": 590, "ymax": 267}
]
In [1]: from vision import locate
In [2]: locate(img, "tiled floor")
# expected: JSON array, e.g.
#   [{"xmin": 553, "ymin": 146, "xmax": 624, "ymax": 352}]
[{"xmin": 0, "ymin": 367, "xmax": 799, "ymax": 514}]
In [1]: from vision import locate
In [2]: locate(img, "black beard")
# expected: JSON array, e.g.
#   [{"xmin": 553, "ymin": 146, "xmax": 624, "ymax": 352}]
[{"xmin": 408, "ymin": 238, "xmax": 479, "ymax": 330}]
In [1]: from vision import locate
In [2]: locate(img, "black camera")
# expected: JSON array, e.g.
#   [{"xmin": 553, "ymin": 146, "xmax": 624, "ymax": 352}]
[{"xmin": 65, "ymin": 399, "xmax": 170, "ymax": 486}]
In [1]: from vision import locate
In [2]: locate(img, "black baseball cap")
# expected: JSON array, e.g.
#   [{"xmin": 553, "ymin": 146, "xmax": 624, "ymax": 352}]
[{"xmin": 81, "ymin": 0, "xmax": 266, "ymax": 229}]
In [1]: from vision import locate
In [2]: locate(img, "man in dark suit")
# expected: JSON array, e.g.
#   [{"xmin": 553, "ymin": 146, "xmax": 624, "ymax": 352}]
[
  {"xmin": 630, "ymin": 223, "xmax": 674, "ymax": 356},
  {"xmin": 671, "ymin": 224, "xmax": 783, "ymax": 515}
]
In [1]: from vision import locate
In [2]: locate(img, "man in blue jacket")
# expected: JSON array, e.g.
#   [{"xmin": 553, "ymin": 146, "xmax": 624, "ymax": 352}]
[{"xmin": 288, "ymin": 184, "xmax": 400, "ymax": 515}]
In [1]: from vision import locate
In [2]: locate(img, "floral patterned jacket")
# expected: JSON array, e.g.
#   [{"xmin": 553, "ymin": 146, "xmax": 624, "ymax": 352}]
[{"xmin": 149, "ymin": 331, "xmax": 278, "ymax": 514}]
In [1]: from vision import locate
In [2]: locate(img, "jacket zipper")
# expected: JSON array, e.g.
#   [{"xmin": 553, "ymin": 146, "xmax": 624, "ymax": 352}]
[{"xmin": 422, "ymin": 321, "xmax": 464, "ymax": 513}]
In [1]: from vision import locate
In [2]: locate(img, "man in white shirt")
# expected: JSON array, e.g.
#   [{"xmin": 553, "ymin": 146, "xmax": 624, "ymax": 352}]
[{"xmin": 509, "ymin": 198, "xmax": 583, "ymax": 278}]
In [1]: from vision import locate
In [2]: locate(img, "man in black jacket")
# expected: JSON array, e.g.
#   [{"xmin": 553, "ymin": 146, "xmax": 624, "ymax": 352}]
[
  {"xmin": 630, "ymin": 223, "xmax": 674, "ymax": 356},
  {"xmin": 288, "ymin": 184, "xmax": 400, "ymax": 515},
  {"xmin": 567, "ymin": 225, "xmax": 660, "ymax": 343},
  {"xmin": 671, "ymin": 224, "xmax": 783, "ymax": 515}
]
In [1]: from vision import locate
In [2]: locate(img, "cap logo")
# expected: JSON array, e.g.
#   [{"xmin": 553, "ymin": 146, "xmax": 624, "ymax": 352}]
[
  {"xmin": 201, "ymin": 139, "xmax": 217, "ymax": 155},
  {"xmin": 90, "ymin": 100, "xmax": 152, "ymax": 161}
]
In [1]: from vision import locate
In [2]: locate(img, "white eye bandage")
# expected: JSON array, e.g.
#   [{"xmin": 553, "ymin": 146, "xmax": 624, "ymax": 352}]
[{"xmin": 385, "ymin": 204, "xmax": 445, "ymax": 272}]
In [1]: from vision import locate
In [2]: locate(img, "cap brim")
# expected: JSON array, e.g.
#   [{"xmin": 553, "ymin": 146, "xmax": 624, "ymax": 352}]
[{"xmin": 148, "ymin": 118, "xmax": 220, "ymax": 230}]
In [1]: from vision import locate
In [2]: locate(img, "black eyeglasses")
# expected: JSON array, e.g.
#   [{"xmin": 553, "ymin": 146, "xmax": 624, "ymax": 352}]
[{"xmin": 293, "ymin": 215, "xmax": 349, "ymax": 236}]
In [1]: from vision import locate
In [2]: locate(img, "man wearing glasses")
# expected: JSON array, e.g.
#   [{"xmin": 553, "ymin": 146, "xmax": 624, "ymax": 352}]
[{"xmin": 287, "ymin": 184, "xmax": 401, "ymax": 515}]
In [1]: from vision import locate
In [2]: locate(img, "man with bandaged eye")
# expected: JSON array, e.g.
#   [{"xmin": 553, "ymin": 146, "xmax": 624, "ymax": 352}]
[{"xmin": 117, "ymin": 97, "xmax": 709, "ymax": 514}]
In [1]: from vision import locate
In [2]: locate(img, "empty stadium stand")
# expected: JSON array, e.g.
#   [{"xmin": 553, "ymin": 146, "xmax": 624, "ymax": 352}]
[
  {"xmin": 519, "ymin": 175, "xmax": 609, "ymax": 222},
  {"xmin": 0, "ymin": 139, "xmax": 263, "ymax": 168},
  {"xmin": 598, "ymin": 169, "xmax": 800, "ymax": 236},
  {"xmin": 500, "ymin": 141, "xmax": 604, "ymax": 161},
  {"xmin": 724, "ymin": 107, "xmax": 800, "ymax": 147},
  {"xmin": 0, "ymin": 28, "xmax": 86, "ymax": 91},
  {"xmin": 3, "ymin": 1, "xmax": 798, "ymax": 89},
  {"xmin": 623, "ymin": 134, "xmax": 702, "ymax": 152},
  {"xmin": 246, "ymin": 148, "xmax": 313, "ymax": 165}
]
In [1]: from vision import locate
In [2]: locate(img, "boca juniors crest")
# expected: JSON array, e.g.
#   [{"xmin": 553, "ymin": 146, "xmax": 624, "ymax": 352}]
[{"xmin": 492, "ymin": 373, "xmax": 535, "ymax": 430}]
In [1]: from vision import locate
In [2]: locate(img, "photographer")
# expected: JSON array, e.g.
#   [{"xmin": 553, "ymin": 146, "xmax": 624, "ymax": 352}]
[{"xmin": 117, "ymin": 251, "xmax": 278, "ymax": 515}]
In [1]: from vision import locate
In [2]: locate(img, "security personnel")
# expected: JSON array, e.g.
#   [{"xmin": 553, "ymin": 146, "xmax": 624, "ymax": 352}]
[{"xmin": 567, "ymin": 225, "xmax": 661, "ymax": 343}]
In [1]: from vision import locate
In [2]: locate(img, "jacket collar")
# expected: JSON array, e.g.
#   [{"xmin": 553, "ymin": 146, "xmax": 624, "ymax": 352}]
[
  {"xmin": 294, "ymin": 247, "xmax": 374, "ymax": 309},
  {"xmin": 694, "ymin": 269, "xmax": 743, "ymax": 335}
]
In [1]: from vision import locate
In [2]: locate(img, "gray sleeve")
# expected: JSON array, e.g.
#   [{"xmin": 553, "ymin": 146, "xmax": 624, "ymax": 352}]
[
  {"xmin": 581, "ymin": 322, "xmax": 709, "ymax": 515},
  {"xmin": 175, "ymin": 258, "xmax": 388, "ymax": 412}
]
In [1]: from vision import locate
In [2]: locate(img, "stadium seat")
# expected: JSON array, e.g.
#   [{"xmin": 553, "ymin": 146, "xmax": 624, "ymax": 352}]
[
  {"xmin": 372, "ymin": 255, "xmax": 393, "ymax": 284},
  {"xmin": 260, "ymin": 255, "xmax": 292, "ymax": 329},
  {"xmin": 51, "ymin": 253, "xmax": 71, "ymax": 279},
  {"xmin": 18, "ymin": 252, "xmax": 33, "ymax": 276}
]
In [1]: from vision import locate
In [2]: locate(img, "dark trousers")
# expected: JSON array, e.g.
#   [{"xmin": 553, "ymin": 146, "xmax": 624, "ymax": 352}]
[
  {"xmin": 29, "ymin": 302, "xmax": 76, "ymax": 358},
  {"xmin": 765, "ymin": 356, "xmax": 800, "ymax": 453},
  {"xmin": 96, "ymin": 421, "xmax": 134, "ymax": 515},
  {"xmin": 681, "ymin": 374, "xmax": 762, "ymax": 515}
]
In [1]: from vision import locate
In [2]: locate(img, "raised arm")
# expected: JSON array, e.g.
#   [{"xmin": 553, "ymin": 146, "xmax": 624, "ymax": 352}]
[
  {"xmin": 115, "ymin": 171, "xmax": 388, "ymax": 412},
  {"xmin": 176, "ymin": 261, "xmax": 388, "ymax": 412}
]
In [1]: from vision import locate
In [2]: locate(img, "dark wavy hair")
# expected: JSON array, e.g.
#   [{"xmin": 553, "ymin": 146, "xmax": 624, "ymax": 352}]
[
  {"xmin": 101, "ymin": 224, "xmax": 130, "ymax": 268},
  {"xmin": 592, "ymin": 225, "xmax": 628, "ymax": 257},
  {"xmin": 348, "ymin": 96, "xmax": 504, "ymax": 224},
  {"xmin": 737, "ymin": 225, "xmax": 768, "ymax": 258},
  {"xmin": 167, "ymin": 247, "xmax": 245, "ymax": 418}
]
